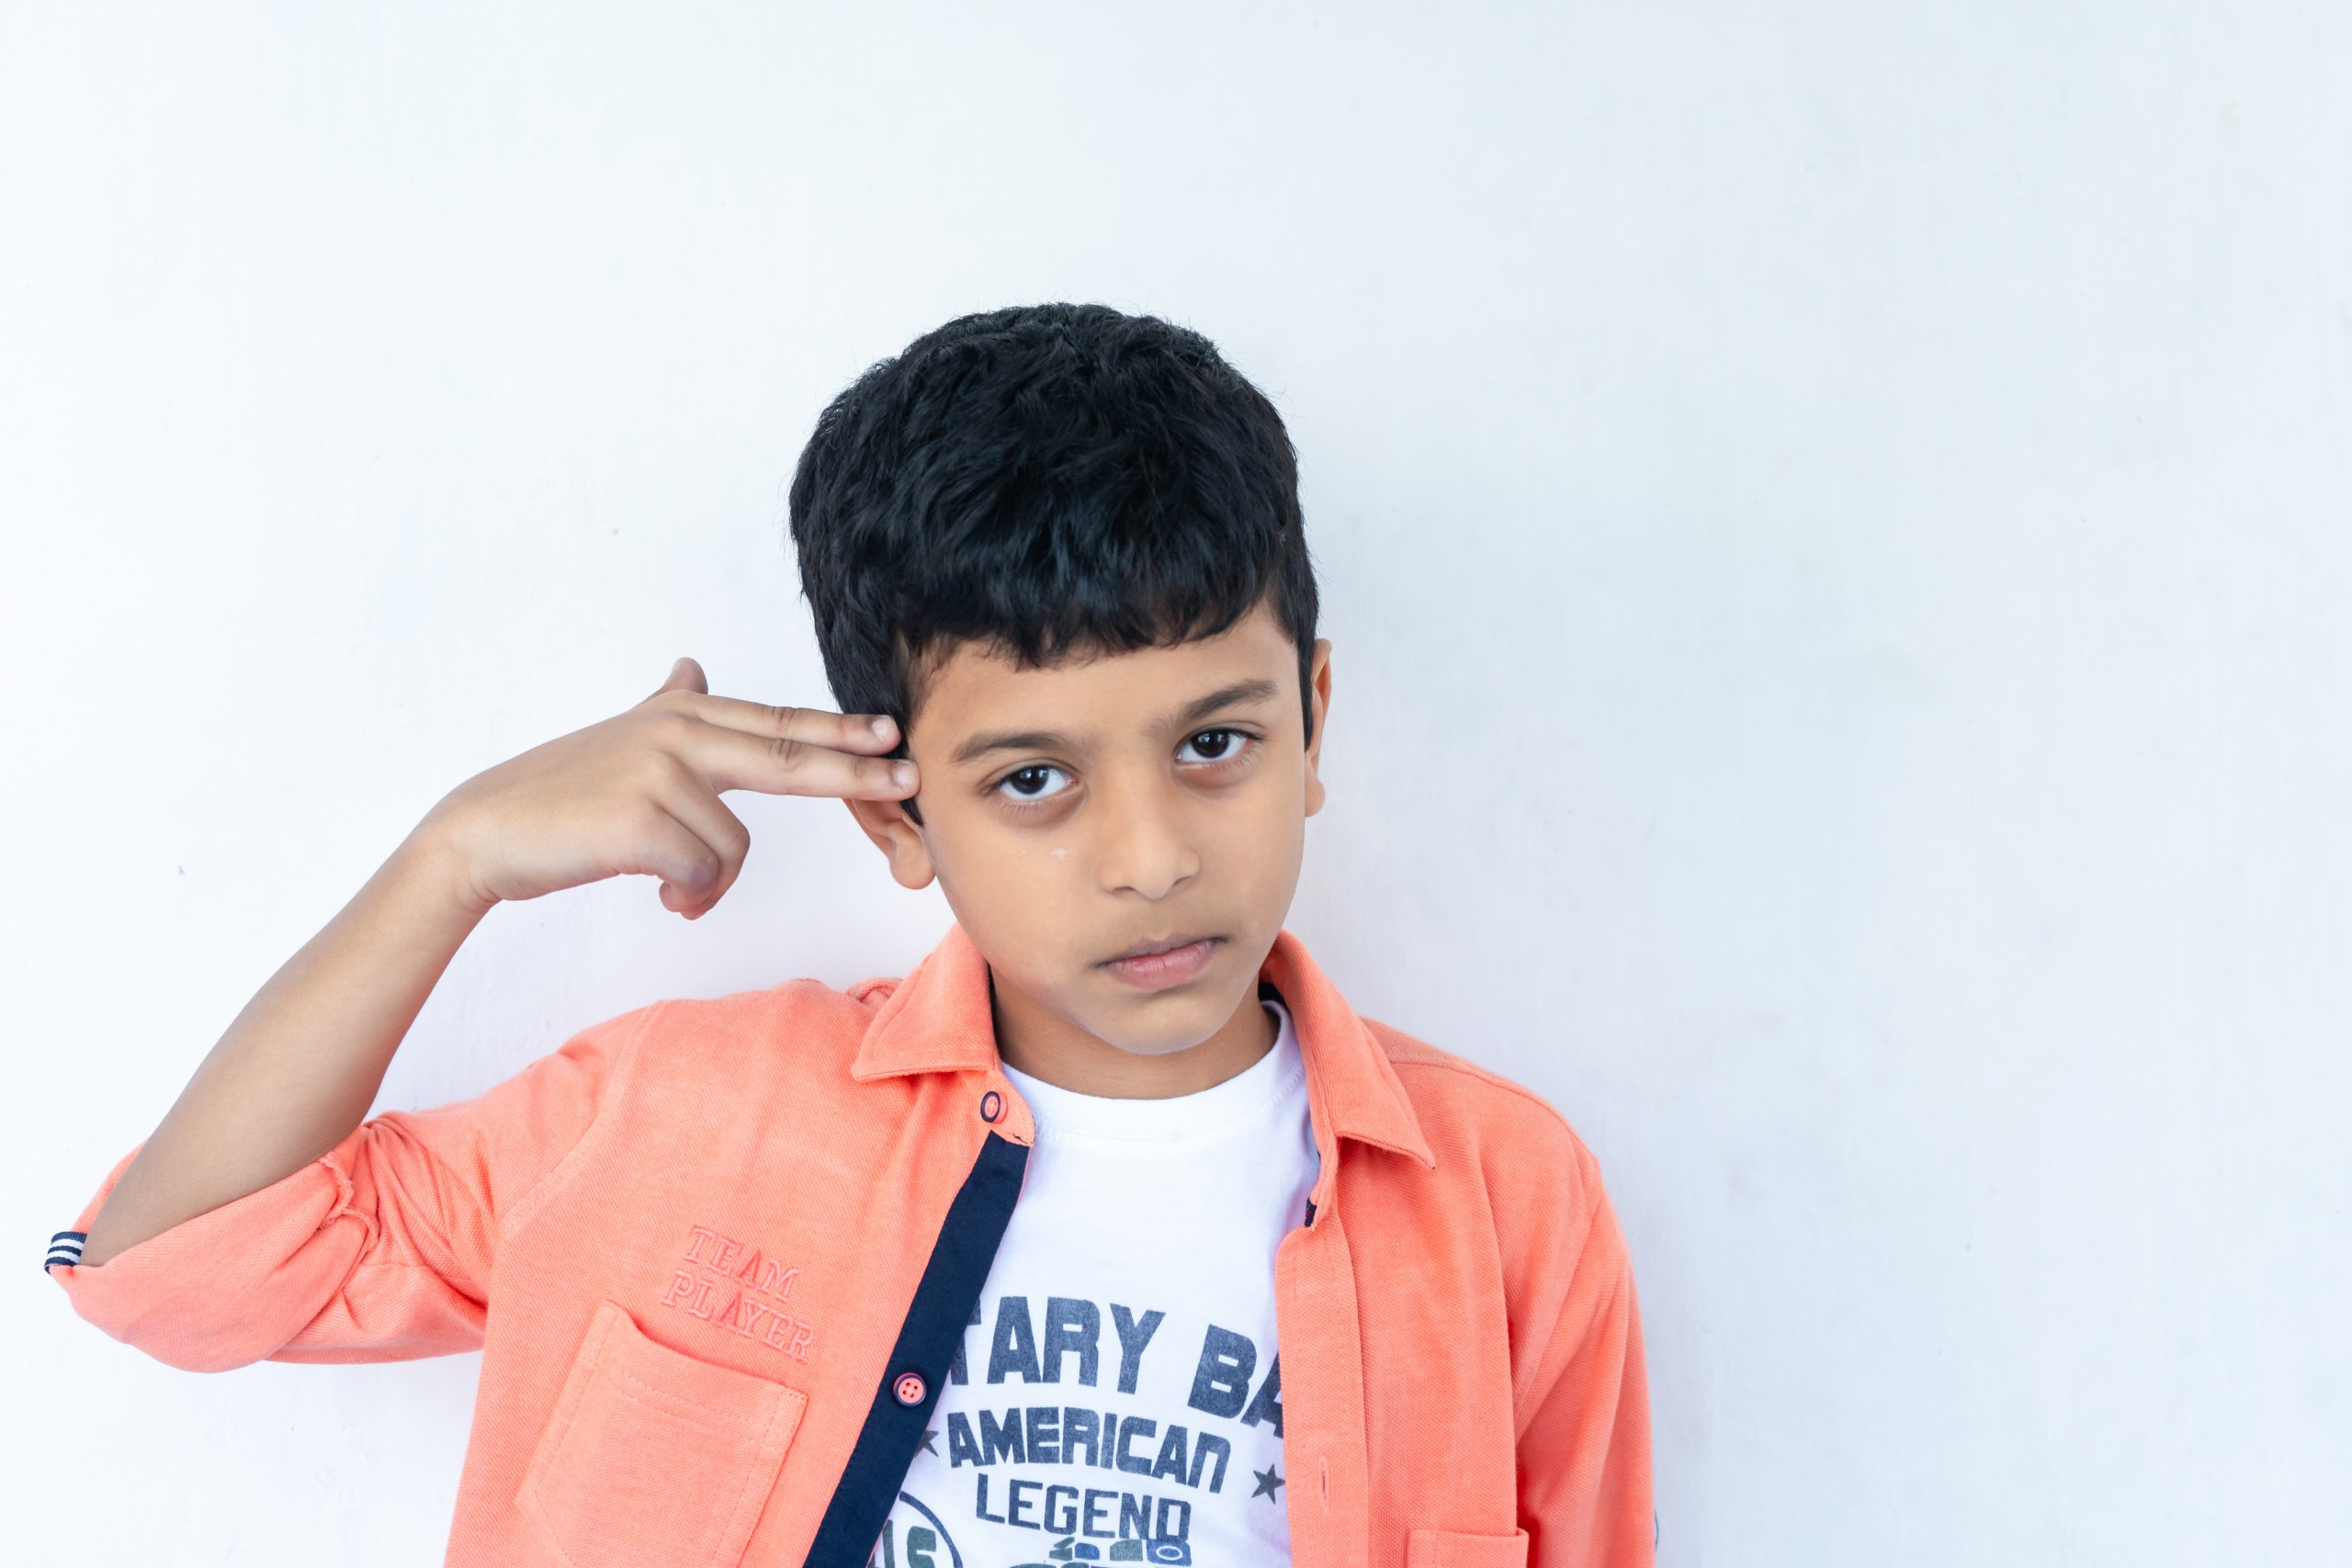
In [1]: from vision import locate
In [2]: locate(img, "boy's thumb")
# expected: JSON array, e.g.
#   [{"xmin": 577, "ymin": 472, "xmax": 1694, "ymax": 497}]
[{"xmin": 653, "ymin": 656, "xmax": 708, "ymax": 697}]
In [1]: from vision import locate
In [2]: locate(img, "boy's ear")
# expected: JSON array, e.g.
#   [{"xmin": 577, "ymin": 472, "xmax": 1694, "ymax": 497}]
[
  {"xmin": 1304, "ymin": 637, "xmax": 1333, "ymax": 818},
  {"xmin": 843, "ymin": 796, "xmax": 938, "ymax": 890}
]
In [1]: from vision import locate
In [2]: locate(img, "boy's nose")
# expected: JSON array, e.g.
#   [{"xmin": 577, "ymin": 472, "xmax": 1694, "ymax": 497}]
[{"xmin": 1093, "ymin": 790, "xmax": 1200, "ymax": 901}]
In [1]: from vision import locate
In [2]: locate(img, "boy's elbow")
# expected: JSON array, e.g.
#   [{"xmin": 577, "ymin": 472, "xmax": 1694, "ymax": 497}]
[
  {"xmin": 48, "ymin": 1140, "xmax": 379, "ymax": 1373},
  {"xmin": 51, "ymin": 1260, "xmax": 289, "ymax": 1373}
]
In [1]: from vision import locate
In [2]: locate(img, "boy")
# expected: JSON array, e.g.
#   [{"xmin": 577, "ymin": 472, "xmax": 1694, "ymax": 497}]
[{"xmin": 48, "ymin": 304, "xmax": 1652, "ymax": 1567}]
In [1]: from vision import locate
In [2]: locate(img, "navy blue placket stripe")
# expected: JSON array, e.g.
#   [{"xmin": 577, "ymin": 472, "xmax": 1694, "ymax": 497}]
[{"xmin": 804, "ymin": 1130, "xmax": 1028, "ymax": 1567}]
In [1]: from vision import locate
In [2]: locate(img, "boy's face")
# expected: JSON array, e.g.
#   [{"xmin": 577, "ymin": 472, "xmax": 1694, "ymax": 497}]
[{"xmin": 847, "ymin": 599, "xmax": 1331, "ymax": 1065}]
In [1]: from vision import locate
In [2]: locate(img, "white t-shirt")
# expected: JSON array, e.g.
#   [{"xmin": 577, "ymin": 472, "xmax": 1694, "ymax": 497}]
[{"xmin": 876, "ymin": 998, "xmax": 1317, "ymax": 1568}]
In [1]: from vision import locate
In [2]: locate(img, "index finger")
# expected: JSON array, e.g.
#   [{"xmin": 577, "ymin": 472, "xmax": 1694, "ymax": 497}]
[
  {"xmin": 684, "ymin": 695, "xmax": 902, "ymax": 755},
  {"xmin": 673, "ymin": 719, "xmax": 920, "ymax": 801}
]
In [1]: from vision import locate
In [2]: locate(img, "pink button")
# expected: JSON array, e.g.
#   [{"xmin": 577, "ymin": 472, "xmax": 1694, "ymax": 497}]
[{"xmin": 893, "ymin": 1371, "xmax": 927, "ymax": 1407}]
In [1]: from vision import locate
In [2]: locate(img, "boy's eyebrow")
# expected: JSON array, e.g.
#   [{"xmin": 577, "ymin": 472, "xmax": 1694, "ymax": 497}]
[
  {"xmin": 951, "ymin": 728, "xmax": 1071, "ymax": 765},
  {"xmin": 946, "ymin": 679, "xmax": 1282, "ymax": 766},
  {"xmin": 1168, "ymin": 679, "xmax": 1280, "ymax": 729}
]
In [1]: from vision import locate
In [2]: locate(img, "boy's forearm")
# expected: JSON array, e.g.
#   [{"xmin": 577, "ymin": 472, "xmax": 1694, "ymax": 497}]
[
  {"xmin": 77, "ymin": 821, "xmax": 492, "ymax": 1269},
  {"xmin": 74, "ymin": 670, "xmax": 906, "ymax": 1271}
]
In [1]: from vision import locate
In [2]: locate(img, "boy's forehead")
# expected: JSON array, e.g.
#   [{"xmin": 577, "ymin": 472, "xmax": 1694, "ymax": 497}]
[{"xmin": 908, "ymin": 602, "xmax": 1296, "ymax": 750}]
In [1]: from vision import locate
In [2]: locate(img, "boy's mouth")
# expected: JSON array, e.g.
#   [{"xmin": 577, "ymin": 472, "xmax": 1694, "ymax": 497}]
[{"xmin": 1097, "ymin": 934, "xmax": 1221, "ymax": 992}]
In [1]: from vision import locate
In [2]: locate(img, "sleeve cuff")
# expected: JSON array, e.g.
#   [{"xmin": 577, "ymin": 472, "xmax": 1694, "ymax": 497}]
[{"xmin": 45, "ymin": 1230, "xmax": 85, "ymax": 1270}]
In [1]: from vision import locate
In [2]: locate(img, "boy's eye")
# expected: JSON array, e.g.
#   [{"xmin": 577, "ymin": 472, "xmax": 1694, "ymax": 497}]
[
  {"xmin": 1178, "ymin": 728, "xmax": 1245, "ymax": 763},
  {"xmin": 997, "ymin": 764, "xmax": 1073, "ymax": 802}
]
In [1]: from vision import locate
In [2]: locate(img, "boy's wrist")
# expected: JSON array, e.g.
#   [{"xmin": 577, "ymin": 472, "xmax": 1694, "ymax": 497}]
[{"xmin": 397, "ymin": 808, "xmax": 503, "ymax": 922}]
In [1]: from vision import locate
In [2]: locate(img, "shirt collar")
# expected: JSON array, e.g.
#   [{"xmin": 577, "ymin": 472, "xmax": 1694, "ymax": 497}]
[{"xmin": 851, "ymin": 922, "xmax": 1436, "ymax": 1170}]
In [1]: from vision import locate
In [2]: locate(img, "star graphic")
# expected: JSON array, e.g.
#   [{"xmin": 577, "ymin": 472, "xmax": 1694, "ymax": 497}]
[
  {"xmin": 1251, "ymin": 1463, "xmax": 1284, "ymax": 1501},
  {"xmin": 919, "ymin": 1427, "xmax": 939, "ymax": 1456}
]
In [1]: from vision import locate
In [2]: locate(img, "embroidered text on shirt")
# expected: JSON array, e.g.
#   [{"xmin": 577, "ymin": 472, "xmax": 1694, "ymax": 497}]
[{"xmin": 658, "ymin": 1223, "xmax": 815, "ymax": 1359}]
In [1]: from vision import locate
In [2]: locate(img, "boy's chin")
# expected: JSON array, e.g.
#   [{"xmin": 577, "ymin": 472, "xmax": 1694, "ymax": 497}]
[{"xmin": 1075, "ymin": 979, "xmax": 1253, "ymax": 1058}]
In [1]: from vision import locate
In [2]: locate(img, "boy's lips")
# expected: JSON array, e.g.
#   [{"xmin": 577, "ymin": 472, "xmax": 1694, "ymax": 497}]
[{"xmin": 1097, "ymin": 934, "xmax": 1221, "ymax": 991}]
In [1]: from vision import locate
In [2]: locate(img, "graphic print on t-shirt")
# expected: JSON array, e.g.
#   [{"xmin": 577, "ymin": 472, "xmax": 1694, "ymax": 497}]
[
  {"xmin": 876, "ymin": 998, "xmax": 1316, "ymax": 1568},
  {"xmin": 873, "ymin": 1293, "xmax": 1286, "ymax": 1566}
]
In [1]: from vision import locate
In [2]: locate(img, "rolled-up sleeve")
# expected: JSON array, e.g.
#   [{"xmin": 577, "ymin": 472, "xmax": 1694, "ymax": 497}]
[{"xmin": 46, "ymin": 1003, "xmax": 655, "ymax": 1372}]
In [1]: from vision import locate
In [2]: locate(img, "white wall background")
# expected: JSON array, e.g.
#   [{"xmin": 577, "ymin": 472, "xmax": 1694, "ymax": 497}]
[{"xmin": 5, "ymin": 5, "xmax": 2346, "ymax": 1562}]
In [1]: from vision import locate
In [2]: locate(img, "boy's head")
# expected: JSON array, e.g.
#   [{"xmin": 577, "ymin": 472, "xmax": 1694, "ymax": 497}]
[{"xmin": 789, "ymin": 304, "xmax": 1330, "ymax": 1068}]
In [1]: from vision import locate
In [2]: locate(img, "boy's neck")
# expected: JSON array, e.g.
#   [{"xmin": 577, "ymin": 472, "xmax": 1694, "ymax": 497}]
[{"xmin": 988, "ymin": 974, "xmax": 1278, "ymax": 1100}]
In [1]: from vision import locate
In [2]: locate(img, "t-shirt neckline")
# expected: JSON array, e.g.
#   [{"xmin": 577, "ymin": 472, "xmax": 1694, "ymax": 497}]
[{"xmin": 1000, "ymin": 998, "xmax": 1305, "ymax": 1145}]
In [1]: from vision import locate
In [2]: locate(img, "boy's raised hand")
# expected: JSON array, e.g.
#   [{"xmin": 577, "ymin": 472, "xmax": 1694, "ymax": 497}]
[
  {"xmin": 425, "ymin": 657, "xmax": 918, "ymax": 920},
  {"xmin": 74, "ymin": 659, "xmax": 918, "ymax": 1269}
]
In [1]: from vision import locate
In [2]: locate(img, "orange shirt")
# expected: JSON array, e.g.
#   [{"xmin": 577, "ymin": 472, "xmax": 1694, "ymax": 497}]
[{"xmin": 48, "ymin": 926, "xmax": 1653, "ymax": 1567}]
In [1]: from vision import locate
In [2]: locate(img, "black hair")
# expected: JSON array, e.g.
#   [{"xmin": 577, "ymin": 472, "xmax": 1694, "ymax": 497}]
[{"xmin": 786, "ymin": 303, "xmax": 1318, "ymax": 822}]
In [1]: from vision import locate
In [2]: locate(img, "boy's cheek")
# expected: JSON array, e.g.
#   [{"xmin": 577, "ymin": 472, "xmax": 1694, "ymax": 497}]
[{"xmin": 927, "ymin": 835, "xmax": 1081, "ymax": 965}]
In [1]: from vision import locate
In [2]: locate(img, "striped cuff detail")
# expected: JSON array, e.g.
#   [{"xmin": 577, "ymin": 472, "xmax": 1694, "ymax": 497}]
[{"xmin": 46, "ymin": 1231, "xmax": 85, "ymax": 1270}]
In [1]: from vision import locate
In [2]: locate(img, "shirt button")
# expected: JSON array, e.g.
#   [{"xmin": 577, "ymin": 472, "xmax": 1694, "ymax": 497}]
[
  {"xmin": 979, "ymin": 1089, "xmax": 1004, "ymax": 1123},
  {"xmin": 893, "ymin": 1371, "xmax": 927, "ymax": 1407}
]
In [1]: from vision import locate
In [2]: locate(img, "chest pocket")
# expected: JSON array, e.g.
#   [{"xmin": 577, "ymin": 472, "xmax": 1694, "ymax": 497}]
[{"xmin": 519, "ymin": 1299, "xmax": 808, "ymax": 1568}]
